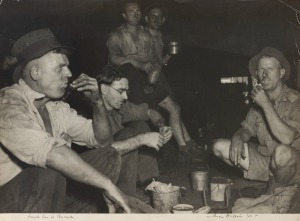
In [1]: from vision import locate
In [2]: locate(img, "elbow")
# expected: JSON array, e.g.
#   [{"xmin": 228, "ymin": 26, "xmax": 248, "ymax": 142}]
[{"xmin": 95, "ymin": 137, "xmax": 113, "ymax": 148}]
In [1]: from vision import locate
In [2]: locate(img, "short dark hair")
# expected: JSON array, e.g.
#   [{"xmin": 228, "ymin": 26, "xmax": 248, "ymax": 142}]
[
  {"xmin": 97, "ymin": 65, "xmax": 127, "ymax": 86},
  {"xmin": 144, "ymin": 3, "xmax": 168, "ymax": 18},
  {"xmin": 122, "ymin": 0, "xmax": 142, "ymax": 13}
]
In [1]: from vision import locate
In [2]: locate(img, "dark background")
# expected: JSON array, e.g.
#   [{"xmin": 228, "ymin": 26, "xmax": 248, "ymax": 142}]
[{"xmin": 1, "ymin": 0, "xmax": 300, "ymax": 139}]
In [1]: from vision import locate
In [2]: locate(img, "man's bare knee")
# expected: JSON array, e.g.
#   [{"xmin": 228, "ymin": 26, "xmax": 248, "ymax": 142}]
[
  {"xmin": 212, "ymin": 139, "xmax": 227, "ymax": 158},
  {"xmin": 273, "ymin": 144, "xmax": 293, "ymax": 168}
]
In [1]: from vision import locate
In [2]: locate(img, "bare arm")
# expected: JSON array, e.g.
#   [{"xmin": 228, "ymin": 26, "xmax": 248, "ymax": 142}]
[
  {"xmin": 112, "ymin": 132, "xmax": 164, "ymax": 155},
  {"xmin": 252, "ymin": 86, "xmax": 297, "ymax": 144},
  {"xmin": 46, "ymin": 145, "xmax": 130, "ymax": 213},
  {"xmin": 162, "ymin": 54, "xmax": 171, "ymax": 65},
  {"xmin": 230, "ymin": 127, "xmax": 252, "ymax": 165},
  {"xmin": 71, "ymin": 74, "xmax": 113, "ymax": 147},
  {"xmin": 147, "ymin": 108, "xmax": 166, "ymax": 128}
]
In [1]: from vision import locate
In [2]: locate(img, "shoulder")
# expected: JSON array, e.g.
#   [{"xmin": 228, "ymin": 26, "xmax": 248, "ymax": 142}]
[
  {"xmin": 108, "ymin": 26, "xmax": 123, "ymax": 38},
  {"xmin": 285, "ymin": 87, "xmax": 300, "ymax": 104}
]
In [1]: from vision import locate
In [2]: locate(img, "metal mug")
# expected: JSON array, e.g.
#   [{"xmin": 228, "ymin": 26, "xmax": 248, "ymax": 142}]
[{"xmin": 167, "ymin": 41, "xmax": 180, "ymax": 55}]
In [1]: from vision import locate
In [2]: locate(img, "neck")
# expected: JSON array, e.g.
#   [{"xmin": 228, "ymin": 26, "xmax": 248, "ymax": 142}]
[
  {"xmin": 147, "ymin": 26, "xmax": 159, "ymax": 36},
  {"xmin": 266, "ymin": 82, "xmax": 284, "ymax": 102},
  {"xmin": 34, "ymin": 97, "xmax": 50, "ymax": 111},
  {"xmin": 102, "ymin": 95, "xmax": 113, "ymax": 111},
  {"xmin": 124, "ymin": 23, "xmax": 138, "ymax": 33}
]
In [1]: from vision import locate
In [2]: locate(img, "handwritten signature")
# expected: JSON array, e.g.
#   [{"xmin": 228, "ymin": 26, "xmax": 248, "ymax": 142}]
[{"xmin": 28, "ymin": 214, "xmax": 74, "ymax": 219}]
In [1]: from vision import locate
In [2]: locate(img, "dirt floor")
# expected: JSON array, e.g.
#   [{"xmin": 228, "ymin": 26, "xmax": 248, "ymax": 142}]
[{"xmin": 136, "ymin": 137, "xmax": 268, "ymax": 214}]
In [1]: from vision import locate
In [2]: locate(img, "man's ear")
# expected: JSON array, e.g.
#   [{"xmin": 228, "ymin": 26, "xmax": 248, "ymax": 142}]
[
  {"xmin": 30, "ymin": 65, "xmax": 39, "ymax": 81},
  {"xmin": 280, "ymin": 68, "xmax": 285, "ymax": 79},
  {"xmin": 145, "ymin": 15, "xmax": 149, "ymax": 23},
  {"xmin": 162, "ymin": 17, "xmax": 166, "ymax": 24},
  {"xmin": 100, "ymin": 84, "xmax": 108, "ymax": 95},
  {"xmin": 122, "ymin": 13, "xmax": 126, "ymax": 20}
]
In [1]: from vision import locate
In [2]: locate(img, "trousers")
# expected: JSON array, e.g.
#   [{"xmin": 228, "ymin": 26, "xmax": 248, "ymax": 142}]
[
  {"xmin": 0, "ymin": 146, "xmax": 121, "ymax": 213},
  {"xmin": 114, "ymin": 121, "xmax": 159, "ymax": 196}
]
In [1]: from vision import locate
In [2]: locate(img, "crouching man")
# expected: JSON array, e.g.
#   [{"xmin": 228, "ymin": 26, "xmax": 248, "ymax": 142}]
[
  {"xmin": 96, "ymin": 64, "xmax": 172, "ymax": 197},
  {"xmin": 0, "ymin": 28, "xmax": 130, "ymax": 213},
  {"xmin": 213, "ymin": 47, "xmax": 300, "ymax": 213}
]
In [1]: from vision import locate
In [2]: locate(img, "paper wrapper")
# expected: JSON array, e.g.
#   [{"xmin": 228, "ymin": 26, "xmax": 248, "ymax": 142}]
[{"xmin": 145, "ymin": 180, "xmax": 180, "ymax": 193}]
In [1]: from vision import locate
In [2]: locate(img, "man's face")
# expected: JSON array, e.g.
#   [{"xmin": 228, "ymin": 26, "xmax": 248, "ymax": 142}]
[
  {"xmin": 256, "ymin": 57, "xmax": 285, "ymax": 91},
  {"xmin": 122, "ymin": 3, "xmax": 141, "ymax": 26},
  {"xmin": 36, "ymin": 52, "xmax": 72, "ymax": 99},
  {"xmin": 102, "ymin": 78, "xmax": 129, "ymax": 111},
  {"xmin": 146, "ymin": 8, "xmax": 165, "ymax": 30}
]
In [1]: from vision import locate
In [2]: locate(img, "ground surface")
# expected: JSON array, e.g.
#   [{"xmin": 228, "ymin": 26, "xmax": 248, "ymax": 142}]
[{"xmin": 136, "ymin": 138, "xmax": 268, "ymax": 214}]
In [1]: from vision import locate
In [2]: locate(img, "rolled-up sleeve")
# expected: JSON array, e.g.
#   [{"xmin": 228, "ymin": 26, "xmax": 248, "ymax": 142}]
[
  {"xmin": 0, "ymin": 104, "xmax": 67, "ymax": 168},
  {"xmin": 241, "ymin": 107, "xmax": 257, "ymax": 137},
  {"xmin": 51, "ymin": 102, "xmax": 99, "ymax": 148},
  {"xmin": 284, "ymin": 99, "xmax": 300, "ymax": 137}
]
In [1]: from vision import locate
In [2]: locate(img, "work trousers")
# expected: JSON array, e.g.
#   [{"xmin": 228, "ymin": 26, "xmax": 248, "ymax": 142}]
[
  {"xmin": 114, "ymin": 121, "xmax": 159, "ymax": 196},
  {"xmin": 0, "ymin": 146, "xmax": 121, "ymax": 213}
]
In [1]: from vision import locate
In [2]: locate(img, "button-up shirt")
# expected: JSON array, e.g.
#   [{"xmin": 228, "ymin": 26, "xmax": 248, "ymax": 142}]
[
  {"xmin": 107, "ymin": 24, "xmax": 159, "ymax": 68},
  {"xmin": 241, "ymin": 84, "xmax": 300, "ymax": 156},
  {"xmin": 0, "ymin": 79, "xmax": 98, "ymax": 186},
  {"xmin": 108, "ymin": 101, "xmax": 149, "ymax": 135}
]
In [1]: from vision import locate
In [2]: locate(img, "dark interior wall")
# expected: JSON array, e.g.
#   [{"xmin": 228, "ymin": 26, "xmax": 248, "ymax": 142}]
[{"xmin": 1, "ymin": 0, "xmax": 299, "ymax": 139}]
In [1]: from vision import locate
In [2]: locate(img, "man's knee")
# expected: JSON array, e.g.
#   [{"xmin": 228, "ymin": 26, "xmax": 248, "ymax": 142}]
[
  {"xmin": 272, "ymin": 144, "xmax": 294, "ymax": 168},
  {"xmin": 160, "ymin": 97, "xmax": 181, "ymax": 115},
  {"xmin": 212, "ymin": 139, "xmax": 228, "ymax": 158},
  {"xmin": 114, "ymin": 121, "xmax": 150, "ymax": 141}
]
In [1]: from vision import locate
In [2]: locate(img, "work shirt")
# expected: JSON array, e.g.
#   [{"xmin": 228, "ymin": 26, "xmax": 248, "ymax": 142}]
[
  {"xmin": 241, "ymin": 84, "xmax": 300, "ymax": 156},
  {"xmin": 0, "ymin": 79, "xmax": 99, "ymax": 186},
  {"xmin": 108, "ymin": 101, "xmax": 149, "ymax": 135},
  {"xmin": 145, "ymin": 26, "xmax": 165, "ymax": 65},
  {"xmin": 107, "ymin": 24, "xmax": 159, "ymax": 68}
]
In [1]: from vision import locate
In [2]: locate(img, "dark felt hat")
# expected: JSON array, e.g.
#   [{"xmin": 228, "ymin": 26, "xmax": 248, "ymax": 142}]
[
  {"xmin": 11, "ymin": 28, "xmax": 72, "ymax": 83},
  {"xmin": 249, "ymin": 47, "xmax": 290, "ymax": 82}
]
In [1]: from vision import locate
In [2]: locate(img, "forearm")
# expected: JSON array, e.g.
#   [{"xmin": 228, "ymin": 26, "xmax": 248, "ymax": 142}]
[
  {"xmin": 232, "ymin": 127, "xmax": 252, "ymax": 143},
  {"xmin": 162, "ymin": 54, "xmax": 171, "ymax": 65},
  {"xmin": 112, "ymin": 135, "xmax": 143, "ymax": 155},
  {"xmin": 92, "ymin": 101, "xmax": 113, "ymax": 147},
  {"xmin": 148, "ymin": 109, "xmax": 166, "ymax": 128},
  {"xmin": 263, "ymin": 104, "xmax": 297, "ymax": 144},
  {"xmin": 46, "ymin": 145, "xmax": 113, "ymax": 190}
]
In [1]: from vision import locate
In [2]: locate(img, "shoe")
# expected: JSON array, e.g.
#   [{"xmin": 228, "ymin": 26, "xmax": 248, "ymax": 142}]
[
  {"xmin": 178, "ymin": 143, "xmax": 207, "ymax": 163},
  {"xmin": 232, "ymin": 178, "xmax": 268, "ymax": 189},
  {"xmin": 178, "ymin": 149, "xmax": 193, "ymax": 163}
]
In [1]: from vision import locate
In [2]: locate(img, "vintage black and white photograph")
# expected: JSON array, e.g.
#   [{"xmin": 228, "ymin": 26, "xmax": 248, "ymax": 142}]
[{"xmin": 0, "ymin": 0, "xmax": 300, "ymax": 219}]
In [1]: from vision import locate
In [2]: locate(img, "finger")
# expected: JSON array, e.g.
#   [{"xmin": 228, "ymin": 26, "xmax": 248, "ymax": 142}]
[
  {"xmin": 76, "ymin": 85, "xmax": 98, "ymax": 92},
  {"xmin": 121, "ymin": 203, "xmax": 131, "ymax": 213},
  {"xmin": 241, "ymin": 145, "xmax": 246, "ymax": 159},
  {"xmin": 229, "ymin": 147, "xmax": 233, "ymax": 162}
]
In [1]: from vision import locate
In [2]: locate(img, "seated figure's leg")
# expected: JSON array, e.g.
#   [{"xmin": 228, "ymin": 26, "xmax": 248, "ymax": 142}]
[
  {"xmin": 0, "ymin": 167, "xmax": 66, "ymax": 213},
  {"xmin": 213, "ymin": 140, "xmax": 270, "ymax": 181},
  {"xmin": 65, "ymin": 146, "xmax": 121, "ymax": 213},
  {"xmin": 271, "ymin": 144, "xmax": 300, "ymax": 186},
  {"xmin": 212, "ymin": 138, "xmax": 233, "ymax": 165},
  {"xmin": 114, "ymin": 121, "xmax": 158, "ymax": 196},
  {"xmin": 159, "ymin": 96, "xmax": 186, "ymax": 147}
]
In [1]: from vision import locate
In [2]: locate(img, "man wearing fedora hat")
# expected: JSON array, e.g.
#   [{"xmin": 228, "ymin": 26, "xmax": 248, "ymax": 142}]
[
  {"xmin": 0, "ymin": 28, "xmax": 130, "ymax": 213},
  {"xmin": 212, "ymin": 47, "xmax": 300, "ymax": 213}
]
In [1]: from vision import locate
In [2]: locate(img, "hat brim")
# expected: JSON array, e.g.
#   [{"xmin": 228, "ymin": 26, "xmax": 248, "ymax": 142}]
[
  {"xmin": 249, "ymin": 48, "xmax": 290, "ymax": 82},
  {"xmin": 12, "ymin": 45, "xmax": 73, "ymax": 83}
]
